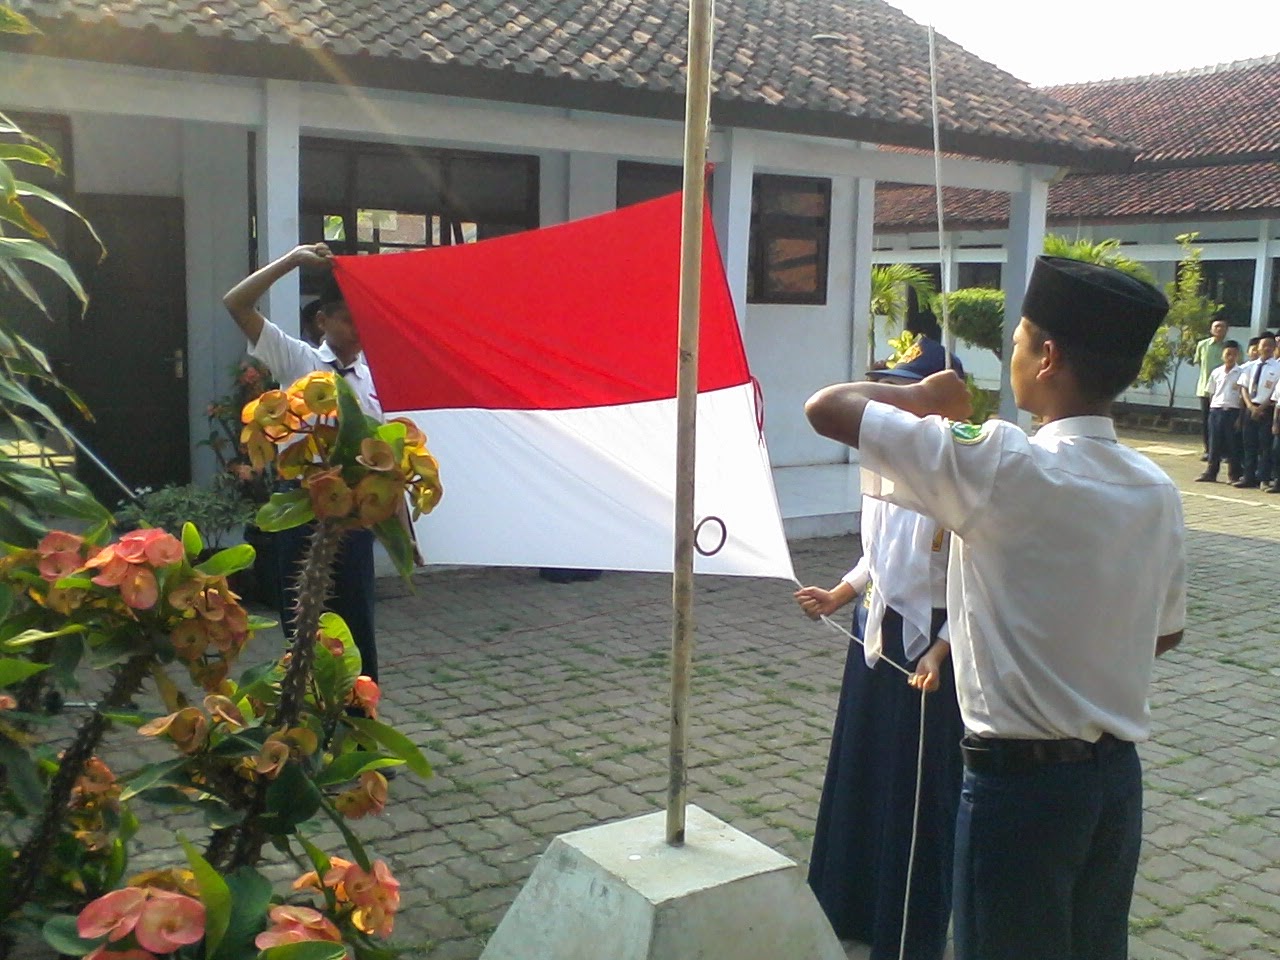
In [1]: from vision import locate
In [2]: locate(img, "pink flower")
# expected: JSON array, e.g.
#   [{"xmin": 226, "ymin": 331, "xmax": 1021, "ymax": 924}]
[
  {"xmin": 38, "ymin": 530, "xmax": 84, "ymax": 556},
  {"xmin": 77, "ymin": 887, "xmax": 147, "ymax": 942},
  {"xmin": 254, "ymin": 905, "xmax": 342, "ymax": 949},
  {"xmin": 116, "ymin": 529, "xmax": 184, "ymax": 567},
  {"xmin": 132, "ymin": 890, "xmax": 205, "ymax": 954},
  {"xmin": 120, "ymin": 566, "xmax": 159, "ymax": 610},
  {"xmin": 85, "ymin": 947, "xmax": 157, "ymax": 960},
  {"xmin": 334, "ymin": 859, "xmax": 400, "ymax": 938},
  {"xmin": 0, "ymin": 694, "xmax": 16, "ymax": 711},
  {"xmin": 88, "ymin": 550, "xmax": 131, "ymax": 588},
  {"xmin": 38, "ymin": 550, "xmax": 82, "ymax": 582}
]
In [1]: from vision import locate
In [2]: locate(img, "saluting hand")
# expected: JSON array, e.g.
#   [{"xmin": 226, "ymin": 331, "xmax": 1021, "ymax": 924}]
[{"xmin": 915, "ymin": 370, "xmax": 973, "ymax": 422}]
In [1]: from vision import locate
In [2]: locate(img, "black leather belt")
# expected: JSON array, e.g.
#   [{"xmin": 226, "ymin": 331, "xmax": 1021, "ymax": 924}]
[{"xmin": 961, "ymin": 732, "xmax": 1128, "ymax": 774}]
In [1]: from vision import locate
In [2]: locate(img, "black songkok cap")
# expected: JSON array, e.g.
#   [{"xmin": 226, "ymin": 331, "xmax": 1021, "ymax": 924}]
[
  {"xmin": 1021, "ymin": 256, "xmax": 1168, "ymax": 357},
  {"xmin": 315, "ymin": 273, "xmax": 345, "ymax": 308}
]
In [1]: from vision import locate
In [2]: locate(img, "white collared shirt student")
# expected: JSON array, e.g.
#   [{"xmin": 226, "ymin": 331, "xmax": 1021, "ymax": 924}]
[
  {"xmin": 858, "ymin": 407, "xmax": 1185, "ymax": 742},
  {"xmin": 1241, "ymin": 355, "xmax": 1279, "ymax": 406},
  {"xmin": 249, "ymin": 318, "xmax": 383, "ymax": 420},
  {"xmin": 1208, "ymin": 361, "xmax": 1243, "ymax": 409}
]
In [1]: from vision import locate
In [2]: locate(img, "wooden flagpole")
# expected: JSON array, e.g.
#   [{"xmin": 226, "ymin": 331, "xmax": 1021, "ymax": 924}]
[{"xmin": 667, "ymin": 0, "xmax": 716, "ymax": 846}]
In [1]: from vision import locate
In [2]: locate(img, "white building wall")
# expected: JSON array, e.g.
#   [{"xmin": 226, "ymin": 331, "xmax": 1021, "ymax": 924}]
[
  {"xmin": 71, "ymin": 113, "xmax": 182, "ymax": 196},
  {"xmin": 745, "ymin": 176, "xmax": 858, "ymax": 467}
]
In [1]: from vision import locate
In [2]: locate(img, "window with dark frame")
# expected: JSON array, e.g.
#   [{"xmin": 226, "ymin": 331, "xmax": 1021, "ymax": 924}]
[
  {"xmin": 298, "ymin": 138, "xmax": 539, "ymax": 298},
  {"xmin": 1196, "ymin": 259, "xmax": 1254, "ymax": 327},
  {"xmin": 747, "ymin": 175, "xmax": 831, "ymax": 305},
  {"xmin": 957, "ymin": 262, "xmax": 1002, "ymax": 290}
]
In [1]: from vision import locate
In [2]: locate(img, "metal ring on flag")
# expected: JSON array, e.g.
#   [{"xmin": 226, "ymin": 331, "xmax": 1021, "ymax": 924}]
[{"xmin": 694, "ymin": 516, "xmax": 727, "ymax": 557}]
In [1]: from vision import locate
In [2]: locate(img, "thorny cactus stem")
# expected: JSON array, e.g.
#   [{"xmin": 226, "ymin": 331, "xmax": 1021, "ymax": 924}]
[
  {"xmin": 227, "ymin": 519, "xmax": 343, "ymax": 869},
  {"xmin": 3, "ymin": 653, "xmax": 153, "ymax": 935}
]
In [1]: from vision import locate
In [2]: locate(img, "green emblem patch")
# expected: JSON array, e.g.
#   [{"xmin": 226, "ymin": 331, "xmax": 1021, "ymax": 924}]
[{"xmin": 949, "ymin": 421, "xmax": 986, "ymax": 445}]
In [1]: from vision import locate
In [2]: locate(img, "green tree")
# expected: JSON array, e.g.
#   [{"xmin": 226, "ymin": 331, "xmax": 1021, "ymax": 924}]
[
  {"xmin": 868, "ymin": 264, "xmax": 935, "ymax": 367},
  {"xmin": 1042, "ymin": 234, "xmax": 1154, "ymax": 284},
  {"xmin": 1136, "ymin": 232, "xmax": 1220, "ymax": 413}
]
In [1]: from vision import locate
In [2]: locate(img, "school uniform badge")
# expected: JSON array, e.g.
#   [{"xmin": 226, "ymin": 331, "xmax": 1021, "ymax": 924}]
[{"xmin": 949, "ymin": 421, "xmax": 986, "ymax": 444}]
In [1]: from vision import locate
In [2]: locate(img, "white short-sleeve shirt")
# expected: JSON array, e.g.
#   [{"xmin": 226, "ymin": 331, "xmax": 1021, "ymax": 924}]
[
  {"xmin": 248, "ymin": 320, "xmax": 383, "ymax": 421},
  {"xmin": 859, "ymin": 403, "xmax": 1186, "ymax": 742},
  {"xmin": 1208, "ymin": 364, "xmax": 1243, "ymax": 409}
]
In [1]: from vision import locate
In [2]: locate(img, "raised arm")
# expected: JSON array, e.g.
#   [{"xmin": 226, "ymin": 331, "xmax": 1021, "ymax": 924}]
[
  {"xmin": 805, "ymin": 370, "xmax": 973, "ymax": 448},
  {"xmin": 223, "ymin": 243, "xmax": 333, "ymax": 345}
]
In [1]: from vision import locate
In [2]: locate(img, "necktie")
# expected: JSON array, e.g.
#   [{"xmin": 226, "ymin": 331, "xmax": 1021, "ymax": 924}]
[{"xmin": 327, "ymin": 360, "xmax": 356, "ymax": 378}]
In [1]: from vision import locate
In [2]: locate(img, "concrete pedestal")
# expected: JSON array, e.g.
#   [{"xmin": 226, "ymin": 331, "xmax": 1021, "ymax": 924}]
[{"xmin": 479, "ymin": 804, "xmax": 845, "ymax": 960}]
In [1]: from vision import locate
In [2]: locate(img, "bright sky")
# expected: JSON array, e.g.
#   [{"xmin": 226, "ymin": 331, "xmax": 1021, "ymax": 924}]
[{"xmin": 886, "ymin": 1, "xmax": 1280, "ymax": 86}]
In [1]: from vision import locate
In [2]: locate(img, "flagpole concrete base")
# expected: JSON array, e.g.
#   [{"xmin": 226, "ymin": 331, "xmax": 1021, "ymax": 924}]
[{"xmin": 478, "ymin": 804, "xmax": 845, "ymax": 960}]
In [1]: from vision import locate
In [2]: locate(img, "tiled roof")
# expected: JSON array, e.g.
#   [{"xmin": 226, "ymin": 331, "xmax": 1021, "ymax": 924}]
[
  {"xmin": 1042, "ymin": 55, "xmax": 1280, "ymax": 166},
  {"xmin": 875, "ymin": 55, "xmax": 1280, "ymax": 229},
  {"xmin": 875, "ymin": 161, "xmax": 1280, "ymax": 231},
  {"xmin": 5, "ymin": 0, "xmax": 1133, "ymax": 169}
]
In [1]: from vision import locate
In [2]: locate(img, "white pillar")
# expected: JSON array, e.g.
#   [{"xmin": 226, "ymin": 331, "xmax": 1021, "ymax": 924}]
[
  {"xmin": 850, "ymin": 177, "xmax": 876, "ymax": 381},
  {"xmin": 567, "ymin": 152, "xmax": 617, "ymax": 220},
  {"xmin": 256, "ymin": 79, "xmax": 300, "ymax": 335},
  {"xmin": 184, "ymin": 122, "xmax": 252, "ymax": 486},
  {"xmin": 710, "ymin": 129, "xmax": 755, "ymax": 326},
  {"xmin": 1000, "ymin": 172, "xmax": 1049, "ymax": 423},
  {"xmin": 1251, "ymin": 219, "xmax": 1274, "ymax": 335}
]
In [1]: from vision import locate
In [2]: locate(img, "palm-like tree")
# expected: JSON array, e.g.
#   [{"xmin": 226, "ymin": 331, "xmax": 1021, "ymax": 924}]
[
  {"xmin": 867, "ymin": 264, "xmax": 936, "ymax": 368},
  {"xmin": 1042, "ymin": 235, "xmax": 1154, "ymax": 284}
]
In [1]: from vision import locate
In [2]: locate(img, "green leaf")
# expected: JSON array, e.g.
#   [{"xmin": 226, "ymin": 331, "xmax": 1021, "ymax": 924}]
[
  {"xmin": 255, "ymin": 489, "xmax": 314, "ymax": 533},
  {"xmin": 0, "ymin": 254, "xmax": 49, "ymax": 317},
  {"xmin": 0, "ymin": 734, "xmax": 44, "ymax": 813},
  {"xmin": 296, "ymin": 835, "xmax": 337, "ymax": 911},
  {"xmin": 313, "ymin": 611, "xmax": 361, "ymax": 708},
  {"xmin": 212, "ymin": 867, "xmax": 274, "ymax": 960},
  {"xmin": 258, "ymin": 942, "xmax": 348, "ymax": 960},
  {"xmin": 372, "ymin": 513, "xmax": 414, "ymax": 580},
  {"xmin": 247, "ymin": 614, "xmax": 278, "ymax": 632},
  {"xmin": 265, "ymin": 759, "xmax": 323, "ymax": 830},
  {"xmin": 345, "ymin": 717, "xmax": 432, "ymax": 779},
  {"xmin": 332, "ymin": 372, "xmax": 370, "ymax": 463},
  {"xmin": 42, "ymin": 915, "xmax": 101, "ymax": 957},
  {"xmin": 313, "ymin": 751, "xmax": 404, "ymax": 787},
  {"xmin": 0, "ymin": 236, "xmax": 87, "ymax": 306},
  {"xmin": 119, "ymin": 756, "xmax": 190, "ymax": 800},
  {"xmin": 316, "ymin": 792, "xmax": 371, "ymax": 871},
  {"xmin": 1, "ymin": 623, "xmax": 86, "ymax": 650},
  {"xmin": 15, "ymin": 180, "xmax": 106, "ymax": 258},
  {"xmin": 0, "ymin": 658, "xmax": 47, "ymax": 687},
  {"xmin": 0, "ymin": 145, "xmax": 58, "ymax": 172},
  {"xmin": 182, "ymin": 835, "xmax": 232, "ymax": 957},
  {"xmin": 196, "ymin": 542, "xmax": 256, "ymax": 578},
  {"xmin": 0, "ymin": 6, "xmax": 41, "ymax": 34},
  {"xmin": 182, "ymin": 521, "xmax": 204, "ymax": 558}
]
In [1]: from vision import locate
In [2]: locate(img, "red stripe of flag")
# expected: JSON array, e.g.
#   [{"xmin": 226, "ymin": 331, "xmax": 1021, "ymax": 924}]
[{"xmin": 334, "ymin": 192, "xmax": 750, "ymax": 412}]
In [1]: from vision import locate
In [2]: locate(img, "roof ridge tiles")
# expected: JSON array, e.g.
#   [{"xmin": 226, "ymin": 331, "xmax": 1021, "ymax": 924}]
[{"xmin": 1044, "ymin": 51, "xmax": 1280, "ymax": 91}]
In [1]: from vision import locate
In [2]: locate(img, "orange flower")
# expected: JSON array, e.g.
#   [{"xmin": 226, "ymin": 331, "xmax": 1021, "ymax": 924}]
[
  {"xmin": 347, "ymin": 859, "xmax": 400, "ymax": 938},
  {"xmin": 335, "ymin": 769, "xmax": 389, "ymax": 819},
  {"xmin": 246, "ymin": 389, "xmax": 290, "ymax": 427},
  {"xmin": 76, "ymin": 757, "xmax": 119, "ymax": 797},
  {"xmin": 388, "ymin": 417, "xmax": 427, "ymax": 449},
  {"xmin": 126, "ymin": 868, "xmax": 199, "ymax": 897},
  {"xmin": 349, "ymin": 675, "xmax": 381, "ymax": 717},
  {"xmin": 190, "ymin": 660, "xmax": 229, "ymax": 692},
  {"xmin": 203, "ymin": 694, "xmax": 245, "ymax": 730},
  {"xmin": 406, "ymin": 449, "xmax": 440, "ymax": 484},
  {"xmin": 356, "ymin": 438, "xmax": 396, "ymax": 472},
  {"xmin": 0, "ymin": 694, "xmax": 16, "ymax": 711},
  {"xmin": 86, "ymin": 547, "xmax": 130, "ymax": 587},
  {"xmin": 252, "ymin": 738, "xmax": 291, "ymax": 779},
  {"xmin": 276, "ymin": 436, "xmax": 318, "ymax": 479},
  {"xmin": 411, "ymin": 474, "xmax": 444, "ymax": 519},
  {"xmin": 297, "ymin": 856, "xmax": 353, "ymax": 898},
  {"xmin": 353, "ymin": 473, "xmax": 402, "ymax": 526},
  {"xmin": 305, "ymin": 468, "xmax": 354, "ymax": 520},
  {"xmin": 169, "ymin": 619, "xmax": 210, "ymax": 662},
  {"xmin": 45, "ymin": 584, "xmax": 87, "ymax": 614},
  {"xmin": 138, "ymin": 707, "xmax": 208, "ymax": 754},
  {"xmin": 113, "ymin": 529, "xmax": 183, "ymax": 567},
  {"xmin": 292, "ymin": 371, "xmax": 339, "ymax": 416},
  {"xmin": 240, "ymin": 424, "xmax": 276, "ymax": 472},
  {"xmin": 254, "ymin": 904, "xmax": 342, "ymax": 949}
]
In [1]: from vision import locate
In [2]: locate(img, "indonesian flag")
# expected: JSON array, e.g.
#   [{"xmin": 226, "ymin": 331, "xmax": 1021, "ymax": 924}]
[{"xmin": 333, "ymin": 192, "xmax": 794, "ymax": 580}]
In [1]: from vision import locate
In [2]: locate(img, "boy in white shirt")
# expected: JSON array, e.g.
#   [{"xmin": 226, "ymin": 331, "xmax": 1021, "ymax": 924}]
[{"xmin": 1195, "ymin": 339, "xmax": 1243, "ymax": 483}]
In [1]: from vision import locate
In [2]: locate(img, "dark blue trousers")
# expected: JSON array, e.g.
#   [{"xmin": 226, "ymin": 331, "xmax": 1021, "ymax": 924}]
[
  {"xmin": 273, "ymin": 524, "xmax": 378, "ymax": 682},
  {"xmin": 952, "ymin": 741, "xmax": 1142, "ymax": 960},
  {"xmin": 1241, "ymin": 412, "xmax": 1273, "ymax": 484},
  {"xmin": 1205, "ymin": 407, "xmax": 1241, "ymax": 480}
]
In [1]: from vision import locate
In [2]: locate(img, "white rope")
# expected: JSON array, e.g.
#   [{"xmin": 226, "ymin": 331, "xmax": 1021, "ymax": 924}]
[
  {"xmin": 927, "ymin": 24, "xmax": 953, "ymax": 373},
  {"xmin": 794, "ymin": 578, "xmax": 933, "ymax": 960}
]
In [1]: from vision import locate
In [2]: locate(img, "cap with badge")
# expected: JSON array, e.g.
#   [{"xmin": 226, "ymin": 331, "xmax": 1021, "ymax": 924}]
[
  {"xmin": 868, "ymin": 335, "xmax": 965, "ymax": 383},
  {"xmin": 1021, "ymin": 256, "xmax": 1169, "ymax": 357}
]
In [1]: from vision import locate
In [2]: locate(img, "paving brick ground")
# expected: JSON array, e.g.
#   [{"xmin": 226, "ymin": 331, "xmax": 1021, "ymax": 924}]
[{"xmin": 50, "ymin": 426, "xmax": 1280, "ymax": 959}]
